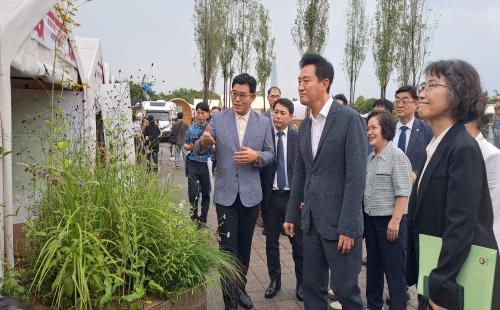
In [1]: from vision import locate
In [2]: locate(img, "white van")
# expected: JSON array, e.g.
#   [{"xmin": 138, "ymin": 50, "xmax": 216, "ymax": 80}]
[{"xmin": 141, "ymin": 100, "xmax": 177, "ymax": 141}]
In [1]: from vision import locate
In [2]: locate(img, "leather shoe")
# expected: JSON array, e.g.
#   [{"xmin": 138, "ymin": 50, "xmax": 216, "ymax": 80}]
[
  {"xmin": 264, "ymin": 279, "xmax": 281, "ymax": 298},
  {"xmin": 238, "ymin": 290, "xmax": 253, "ymax": 309},
  {"xmin": 296, "ymin": 283, "xmax": 304, "ymax": 301}
]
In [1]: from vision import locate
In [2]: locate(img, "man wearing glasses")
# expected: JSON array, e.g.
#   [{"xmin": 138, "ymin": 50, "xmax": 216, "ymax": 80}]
[
  {"xmin": 197, "ymin": 73, "xmax": 274, "ymax": 310},
  {"xmin": 262, "ymin": 86, "xmax": 282, "ymax": 118},
  {"xmin": 394, "ymin": 85, "xmax": 432, "ymax": 184}
]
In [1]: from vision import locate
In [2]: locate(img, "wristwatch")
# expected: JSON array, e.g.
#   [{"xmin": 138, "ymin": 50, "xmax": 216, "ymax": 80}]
[{"xmin": 254, "ymin": 152, "xmax": 260, "ymax": 163}]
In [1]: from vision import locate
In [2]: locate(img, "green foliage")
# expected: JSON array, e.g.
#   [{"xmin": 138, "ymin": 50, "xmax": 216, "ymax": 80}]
[
  {"xmin": 0, "ymin": 266, "xmax": 26, "ymax": 301},
  {"xmin": 353, "ymin": 96, "xmax": 378, "ymax": 114},
  {"xmin": 234, "ymin": 0, "xmax": 259, "ymax": 74},
  {"xmin": 291, "ymin": 0, "xmax": 330, "ymax": 55},
  {"xmin": 162, "ymin": 88, "xmax": 220, "ymax": 105},
  {"xmin": 254, "ymin": 3, "xmax": 275, "ymax": 110},
  {"xmin": 129, "ymin": 82, "xmax": 149, "ymax": 105},
  {"xmin": 396, "ymin": 0, "xmax": 437, "ymax": 86},
  {"xmin": 343, "ymin": 0, "xmax": 370, "ymax": 105},
  {"xmin": 193, "ymin": 0, "xmax": 226, "ymax": 102},
  {"xmin": 219, "ymin": 0, "xmax": 238, "ymax": 108},
  {"xmin": 373, "ymin": 0, "xmax": 403, "ymax": 98},
  {"xmin": 21, "ymin": 122, "xmax": 240, "ymax": 309}
]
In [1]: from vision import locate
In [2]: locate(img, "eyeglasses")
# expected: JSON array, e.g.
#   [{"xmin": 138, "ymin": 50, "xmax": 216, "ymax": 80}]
[
  {"xmin": 268, "ymin": 95, "xmax": 280, "ymax": 99},
  {"xmin": 366, "ymin": 126, "xmax": 380, "ymax": 133},
  {"xmin": 231, "ymin": 91, "xmax": 252, "ymax": 99},
  {"xmin": 418, "ymin": 82, "xmax": 448, "ymax": 96},
  {"xmin": 394, "ymin": 98, "xmax": 416, "ymax": 106}
]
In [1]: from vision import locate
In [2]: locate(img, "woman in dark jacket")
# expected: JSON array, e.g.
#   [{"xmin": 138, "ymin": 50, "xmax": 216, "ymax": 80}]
[{"xmin": 406, "ymin": 59, "xmax": 499, "ymax": 310}]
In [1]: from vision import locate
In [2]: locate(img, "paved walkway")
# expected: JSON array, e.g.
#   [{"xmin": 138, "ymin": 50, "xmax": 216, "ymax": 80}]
[{"xmin": 158, "ymin": 144, "xmax": 419, "ymax": 310}]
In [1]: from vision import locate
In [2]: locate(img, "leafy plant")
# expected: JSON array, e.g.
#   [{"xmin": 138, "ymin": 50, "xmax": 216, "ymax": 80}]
[{"xmin": 21, "ymin": 122, "xmax": 241, "ymax": 309}]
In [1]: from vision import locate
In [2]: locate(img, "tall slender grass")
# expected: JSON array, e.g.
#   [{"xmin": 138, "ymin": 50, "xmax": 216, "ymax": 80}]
[{"xmin": 22, "ymin": 124, "xmax": 241, "ymax": 309}]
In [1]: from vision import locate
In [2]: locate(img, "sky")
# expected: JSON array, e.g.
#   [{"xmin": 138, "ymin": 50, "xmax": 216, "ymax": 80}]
[{"xmin": 74, "ymin": 0, "xmax": 500, "ymax": 101}]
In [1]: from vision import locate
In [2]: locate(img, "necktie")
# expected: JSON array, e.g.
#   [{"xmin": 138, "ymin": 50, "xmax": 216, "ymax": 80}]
[
  {"xmin": 276, "ymin": 131, "xmax": 286, "ymax": 190},
  {"xmin": 398, "ymin": 126, "xmax": 409, "ymax": 153}
]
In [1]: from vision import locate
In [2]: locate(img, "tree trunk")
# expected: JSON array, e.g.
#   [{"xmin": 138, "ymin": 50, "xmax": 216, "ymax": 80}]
[{"xmin": 262, "ymin": 85, "xmax": 266, "ymax": 111}]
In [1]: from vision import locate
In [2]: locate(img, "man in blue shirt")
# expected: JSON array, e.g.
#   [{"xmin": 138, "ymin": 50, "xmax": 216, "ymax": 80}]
[{"xmin": 183, "ymin": 102, "xmax": 213, "ymax": 225}]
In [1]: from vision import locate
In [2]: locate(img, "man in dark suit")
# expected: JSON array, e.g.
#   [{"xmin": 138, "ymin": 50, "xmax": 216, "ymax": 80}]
[
  {"xmin": 197, "ymin": 73, "xmax": 274, "ymax": 310},
  {"xmin": 262, "ymin": 86, "xmax": 281, "ymax": 118},
  {"xmin": 260, "ymin": 98, "xmax": 303, "ymax": 301},
  {"xmin": 284, "ymin": 54, "xmax": 367, "ymax": 309},
  {"xmin": 393, "ymin": 85, "xmax": 432, "ymax": 182}
]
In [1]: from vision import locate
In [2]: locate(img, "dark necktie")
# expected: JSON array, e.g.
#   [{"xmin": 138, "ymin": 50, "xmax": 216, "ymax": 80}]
[
  {"xmin": 398, "ymin": 126, "xmax": 409, "ymax": 153},
  {"xmin": 276, "ymin": 131, "xmax": 286, "ymax": 190}
]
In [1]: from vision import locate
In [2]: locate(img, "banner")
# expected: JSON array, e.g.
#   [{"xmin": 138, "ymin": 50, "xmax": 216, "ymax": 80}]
[{"xmin": 31, "ymin": 11, "xmax": 77, "ymax": 68}]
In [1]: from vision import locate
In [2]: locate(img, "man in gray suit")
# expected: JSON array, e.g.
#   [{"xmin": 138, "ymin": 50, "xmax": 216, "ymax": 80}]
[
  {"xmin": 262, "ymin": 86, "xmax": 281, "ymax": 118},
  {"xmin": 197, "ymin": 73, "xmax": 274, "ymax": 310},
  {"xmin": 284, "ymin": 54, "xmax": 367, "ymax": 309}
]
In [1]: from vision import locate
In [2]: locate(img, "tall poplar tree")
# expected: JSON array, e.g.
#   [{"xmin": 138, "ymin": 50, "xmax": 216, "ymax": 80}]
[
  {"xmin": 254, "ymin": 3, "xmax": 275, "ymax": 110},
  {"xmin": 291, "ymin": 0, "xmax": 330, "ymax": 56},
  {"xmin": 343, "ymin": 0, "xmax": 369, "ymax": 105},
  {"xmin": 373, "ymin": 0, "xmax": 403, "ymax": 98},
  {"xmin": 193, "ymin": 0, "xmax": 225, "ymax": 103}
]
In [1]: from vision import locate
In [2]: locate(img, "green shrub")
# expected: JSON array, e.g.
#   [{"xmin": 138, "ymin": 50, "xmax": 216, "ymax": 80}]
[{"xmin": 21, "ymin": 124, "xmax": 241, "ymax": 309}]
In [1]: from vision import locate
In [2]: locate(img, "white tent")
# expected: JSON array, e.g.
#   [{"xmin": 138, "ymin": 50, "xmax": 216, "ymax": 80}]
[{"xmin": 0, "ymin": 0, "xmax": 58, "ymax": 273}]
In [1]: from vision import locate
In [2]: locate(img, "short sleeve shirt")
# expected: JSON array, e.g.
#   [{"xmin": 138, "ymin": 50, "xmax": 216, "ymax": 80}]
[{"xmin": 364, "ymin": 141, "xmax": 413, "ymax": 216}]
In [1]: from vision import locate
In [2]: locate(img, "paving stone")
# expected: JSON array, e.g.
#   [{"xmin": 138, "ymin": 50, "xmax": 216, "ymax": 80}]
[{"xmin": 160, "ymin": 145, "xmax": 418, "ymax": 310}]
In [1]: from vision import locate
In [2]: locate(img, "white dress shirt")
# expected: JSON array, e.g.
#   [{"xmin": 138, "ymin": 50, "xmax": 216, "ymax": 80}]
[
  {"xmin": 235, "ymin": 109, "xmax": 251, "ymax": 146},
  {"xmin": 310, "ymin": 96, "xmax": 333, "ymax": 158},
  {"xmin": 393, "ymin": 117, "xmax": 415, "ymax": 153},
  {"xmin": 476, "ymin": 133, "xmax": 500, "ymax": 248},
  {"xmin": 273, "ymin": 127, "xmax": 289, "ymax": 190},
  {"xmin": 418, "ymin": 125, "xmax": 453, "ymax": 192}
]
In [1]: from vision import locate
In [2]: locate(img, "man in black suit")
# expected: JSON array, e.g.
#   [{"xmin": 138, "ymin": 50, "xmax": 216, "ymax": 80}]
[
  {"xmin": 261, "ymin": 98, "xmax": 303, "ymax": 301},
  {"xmin": 393, "ymin": 85, "xmax": 432, "ymax": 182}
]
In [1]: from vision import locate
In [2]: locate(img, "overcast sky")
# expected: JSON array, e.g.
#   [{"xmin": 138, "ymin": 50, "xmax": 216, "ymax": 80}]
[{"xmin": 74, "ymin": 0, "xmax": 500, "ymax": 101}]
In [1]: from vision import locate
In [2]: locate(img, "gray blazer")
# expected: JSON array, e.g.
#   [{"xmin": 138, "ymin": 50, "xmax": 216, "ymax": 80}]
[
  {"xmin": 286, "ymin": 102, "xmax": 367, "ymax": 240},
  {"xmin": 195, "ymin": 108, "xmax": 274, "ymax": 207}
]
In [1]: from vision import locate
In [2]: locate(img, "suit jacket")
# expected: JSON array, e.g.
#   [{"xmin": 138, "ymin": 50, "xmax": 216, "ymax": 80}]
[
  {"xmin": 406, "ymin": 122, "xmax": 500, "ymax": 309},
  {"xmin": 195, "ymin": 108, "xmax": 274, "ymax": 207},
  {"xmin": 404, "ymin": 117, "xmax": 432, "ymax": 174},
  {"xmin": 260, "ymin": 125, "xmax": 299, "ymax": 211},
  {"xmin": 285, "ymin": 102, "xmax": 367, "ymax": 240}
]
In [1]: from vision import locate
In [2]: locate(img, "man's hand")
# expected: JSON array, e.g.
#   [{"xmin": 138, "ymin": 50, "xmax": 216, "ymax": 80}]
[
  {"xmin": 429, "ymin": 299, "xmax": 448, "ymax": 310},
  {"xmin": 233, "ymin": 146, "xmax": 259, "ymax": 164},
  {"xmin": 338, "ymin": 235, "xmax": 355, "ymax": 255},
  {"xmin": 183, "ymin": 143, "xmax": 194, "ymax": 151},
  {"xmin": 201, "ymin": 124, "xmax": 215, "ymax": 146},
  {"xmin": 283, "ymin": 222, "xmax": 295, "ymax": 237},
  {"xmin": 387, "ymin": 217, "xmax": 400, "ymax": 241}
]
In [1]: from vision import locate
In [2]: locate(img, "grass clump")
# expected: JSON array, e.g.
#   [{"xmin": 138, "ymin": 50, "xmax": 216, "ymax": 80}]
[{"xmin": 19, "ymin": 128, "xmax": 241, "ymax": 309}]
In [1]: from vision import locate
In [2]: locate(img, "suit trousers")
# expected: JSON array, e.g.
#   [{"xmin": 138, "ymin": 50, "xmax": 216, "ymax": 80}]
[
  {"xmin": 303, "ymin": 217, "xmax": 363, "ymax": 310},
  {"xmin": 262, "ymin": 190, "xmax": 303, "ymax": 286},
  {"xmin": 364, "ymin": 215, "xmax": 408, "ymax": 310},
  {"xmin": 187, "ymin": 160, "xmax": 211, "ymax": 223},
  {"xmin": 216, "ymin": 196, "xmax": 260, "ymax": 308}
]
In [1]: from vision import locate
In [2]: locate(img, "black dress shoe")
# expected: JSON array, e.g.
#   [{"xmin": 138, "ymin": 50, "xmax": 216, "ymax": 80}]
[
  {"xmin": 238, "ymin": 290, "xmax": 253, "ymax": 309},
  {"xmin": 265, "ymin": 279, "xmax": 281, "ymax": 298},
  {"xmin": 296, "ymin": 283, "xmax": 304, "ymax": 301}
]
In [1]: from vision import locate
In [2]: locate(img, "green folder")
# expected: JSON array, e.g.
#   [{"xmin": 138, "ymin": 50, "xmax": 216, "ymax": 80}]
[{"xmin": 418, "ymin": 234, "xmax": 497, "ymax": 310}]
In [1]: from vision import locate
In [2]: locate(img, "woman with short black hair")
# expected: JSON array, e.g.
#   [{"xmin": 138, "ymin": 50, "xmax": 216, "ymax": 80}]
[
  {"xmin": 407, "ymin": 59, "xmax": 500, "ymax": 310},
  {"xmin": 364, "ymin": 109, "xmax": 412, "ymax": 310}
]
